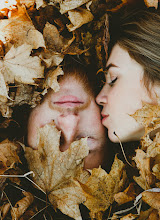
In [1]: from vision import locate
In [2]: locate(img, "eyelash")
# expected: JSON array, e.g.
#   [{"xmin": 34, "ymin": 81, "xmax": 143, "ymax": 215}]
[{"xmin": 109, "ymin": 77, "xmax": 118, "ymax": 86}]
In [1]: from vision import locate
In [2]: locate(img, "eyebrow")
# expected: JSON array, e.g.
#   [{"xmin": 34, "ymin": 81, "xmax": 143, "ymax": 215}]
[{"xmin": 105, "ymin": 63, "xmax": 118, "ymax": 71}]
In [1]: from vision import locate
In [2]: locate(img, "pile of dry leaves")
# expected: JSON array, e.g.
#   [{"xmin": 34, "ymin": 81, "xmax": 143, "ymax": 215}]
[{"xmin": 0, "ymin": 0, "xmax": 160, "ymax": 220}]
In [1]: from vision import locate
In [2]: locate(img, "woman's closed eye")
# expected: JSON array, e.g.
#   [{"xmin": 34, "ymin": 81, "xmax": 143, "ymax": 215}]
[{"xmin": 109, "ymin": 77, "xmax": 118, "ymax": 86}]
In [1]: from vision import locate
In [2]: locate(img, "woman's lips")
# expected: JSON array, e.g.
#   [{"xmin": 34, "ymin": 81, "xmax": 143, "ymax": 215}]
[
  {"xmin": 101, "ymin": 114, "xmax": 109, "ymax": 123},
  {"xmin": 54, "ymin": 95, "xmax": 83, "ymax": 107}
]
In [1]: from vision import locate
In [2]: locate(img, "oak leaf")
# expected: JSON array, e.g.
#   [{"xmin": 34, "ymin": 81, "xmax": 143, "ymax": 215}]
[
  {"xmin": 1, "ymin": 44, "xmax": 44, "ymax": 84},
  {"xmin": 81, "ymin": 156, "xmax": 126, "ymax": 218},
  {"xmin": 25, "ymin": 122, "xmax": 89, "ymax": 220}
]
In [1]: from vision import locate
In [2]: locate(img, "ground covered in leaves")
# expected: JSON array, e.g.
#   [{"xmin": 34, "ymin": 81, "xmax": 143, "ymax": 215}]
[{"xmin": 0, "ymin": 0, "xmax": 160, "ymax": 220}]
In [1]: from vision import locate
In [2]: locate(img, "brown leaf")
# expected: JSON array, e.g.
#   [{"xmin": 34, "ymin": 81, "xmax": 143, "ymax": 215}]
[
  {"xmin": 44, "ymin": 66, "xmax": 64, "ymax": 92},
  {"xmin": 81, "ymin": 156, "xmax": 126, "ymax": 218},
  {"xmin": 131, "ymin": 102, "xmax": 160, "ymax": 137},
  {"xmin": 138, "ymin": 207, "xmax": 154, "ymax": 220},
  {"xmin": 58, "ymin": 0, "xmax": 90, "ymax": 14},
  {"xmin": 133, "ymin": 149, "xmax": 155, "ymax": 188},
  {"xmin": 67, "ymin": 8, "xmax": 94, "ymax": 32},
  {"xmin": 120, "ymin": 213, "xmax": 138, "ymax": 220},
  {"xmin": 25, "ymin": 122, "xmax": 89, "ymax": 219},
  {"xmin": 11, "ymin": 191, "xmax": 34, "ymax": 220},
  {"xmin": 142, "ymin": 191, "xmax": 160, "ymax": 214},
  {"xmin": 1, "ymin": 44, "xmax": 44, "ymax": 84},
  {"xmin": 114, "ymin": 183, "xmax": 136, "ymax": 205},
  {"xmin": 144, "ymin": 0, "xmax": 159, "ymax": 9},
  {"xmin": 0, "ymin": 203, "xmax": 10, "ymax": 220},
  {"xmin": 0, "ymin": 5, "xmax": 45, "ymax": 51},
  {"xmin": 147, "ymin": 209, "xmax": 159, "ymax": 220}
]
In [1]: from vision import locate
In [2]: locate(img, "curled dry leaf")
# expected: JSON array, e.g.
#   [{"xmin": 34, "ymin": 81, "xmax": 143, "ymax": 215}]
[
  {"xmin": 11, "ymin": 191, "xmax": 34, "ymax": 219},
  {"xmin": 0, "ymin": 5, "xmax": 45, "ymax": 51},
  {"xmin": 58, "ymin": 0, "xmax": 90, "ymax": 14},
  {"xmin": 80, "ymin": 156, "xmax": 126, "ymax": 218},
  {"xmin": 67, "ymin": 8, "xmax": 94, "ymax": 32},
  {"xmin": 0, "ymin": 203, "xmax": 10, "ymax": 220},
  {"xmin": 138, "ymin": 207, "xmax": 154, "ymax": 220},
  {"xmin": 25, "ymin": 122, "xmax": 89, "ymax": 220},
  {"xmin": 1, "ymin": 44, "xmax": 44, "ymax": 85},
  {"xmin": 45, "ymin": 66, "xmax": 64, "ymax": 92},
  {"xmin": 144, "ymin": 0, "xmax": 159, "ymax": 9},
  {"xmin": 114, "ymin": 183, "xmax": 136, "ymax": 205}
]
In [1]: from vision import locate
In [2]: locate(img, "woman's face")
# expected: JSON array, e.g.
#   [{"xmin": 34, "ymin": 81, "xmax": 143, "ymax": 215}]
[{"xmin": 96, "ymin": 44, "xmax": 156, "ymax": 143}]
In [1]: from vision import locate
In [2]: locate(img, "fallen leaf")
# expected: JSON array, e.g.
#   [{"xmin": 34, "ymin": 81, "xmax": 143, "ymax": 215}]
[
  {"xmin": 114, "ymin": 183, "xmax": 136, "ymax": 205},
  {"xmin": 58, "ymin": 0, "xmax": 90, "ymax": 14},
  {"xmin": 131, "ymin": 102, "xmax": 160, "ymax": 137},
  {"xmin": 120, "ymin": 213, "xmax": 138, "ymax": 220},
  {"xmin": 45, "ymin": 66, "xmax": 64, "ymax": 92},
  {"xmin": 144, "ymin": 0, "xmax": 159, "ymax": 9},
  {"xmin": 138, "ymin": 207, "xmax": 154, "ymax": 220},
  {"xmin": 25, "ymin": 122, "xmax": 89, "ymax": 220},
  {"xmin": 67, "ymin": 8, "xmax": 94, "ymax": 32},
  {"xmin": 147, "ymin": 209, "xmax": 159, "ymax": 220},
  {"xmin": 11, "ymin": 191, "xmax": 34, "ymax": 219},
  {"xmin": 81, "ymin": 156, "xmax": 126, "ymax": 218},
  {"xmin": 0, "ymin": 5, "xmax": 45, "ymax": 51},
  {"xmin": 142, "ymin": 191, "xmax": 160, "ymax": 215},
  {"xmin": 0, "ymin": 203, "xmax": 10, "ymax": 220},
  {"xmin": 133, "ymin": 149, "xmax": 155, "ymax": 188},
  {"xmin": 18, "ymin": 0, "xmax": 35, "ymax": 8},
  {"xmin": 1, "ymin": 44, "xmax": 44, "ymax": 84},
  {"xmin": 0, "ymin": 72, "xmax": 9, "ymax": 103}
]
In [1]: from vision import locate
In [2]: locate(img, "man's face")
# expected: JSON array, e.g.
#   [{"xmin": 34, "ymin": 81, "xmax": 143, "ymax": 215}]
[{"xmin": 27, "ymin": 75, "xmax": 108, "ymax": 169}]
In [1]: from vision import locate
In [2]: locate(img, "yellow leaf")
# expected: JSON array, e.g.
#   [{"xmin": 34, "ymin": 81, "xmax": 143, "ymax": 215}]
[
  {"xmin": 25, "ymin": 122, "xmax": 89, "ymax": 220},
  {"xmin": 81, "ymin": 156, "xmax": 126, "ymax": 218},
  {"xmin": 2, "ymin": 44, "xmax": 44, "ymax": 84}
]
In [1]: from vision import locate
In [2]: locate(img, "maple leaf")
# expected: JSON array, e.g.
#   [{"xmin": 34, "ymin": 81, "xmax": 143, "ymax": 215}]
[
  {"xmin": 0, "ymin": 44, "xmax": 44, "ymax": 84},
  {"xmin": 11, "ymin": 191, "xmax": 34, "ymax": 219},
  {"xmin": 80, "ymin": 156, "xmax": 126, "ymax": 218},
  {"xmin": 67, "ymin": 8, "xmax": 94, "ymax": 32},
  {"xmin": 25, "ymin": 122, "xmax": 89, "ymax": 220}
]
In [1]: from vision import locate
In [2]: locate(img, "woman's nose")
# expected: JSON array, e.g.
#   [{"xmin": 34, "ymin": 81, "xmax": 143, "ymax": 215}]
[
  {"xmin": 96, "ymin": 90, "xmax": 108, "ymax": 106},
  {"xmin": 57, "ymin": 114, "xmax": 80, "ymax": 151}
]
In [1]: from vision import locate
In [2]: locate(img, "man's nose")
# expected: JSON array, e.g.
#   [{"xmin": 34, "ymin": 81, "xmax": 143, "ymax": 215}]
[
  {"xmin": 57, "ymin": 114, "xmax": 80, "ymax": 151},
  {"xmin": 96, "ymin": 89, "xmax": 108, "ymax": 106}
]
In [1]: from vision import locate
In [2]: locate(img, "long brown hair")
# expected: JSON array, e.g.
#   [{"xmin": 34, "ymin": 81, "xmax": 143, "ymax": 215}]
[{"xmin": 105, "ymin": 8, "xmax": 160, "ymax": 89}]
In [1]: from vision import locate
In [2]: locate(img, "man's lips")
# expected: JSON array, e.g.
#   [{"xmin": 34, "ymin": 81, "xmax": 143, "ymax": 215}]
[{"xmin": 54, "ymin": 95, "xmax": 83, "ymax": 107}]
